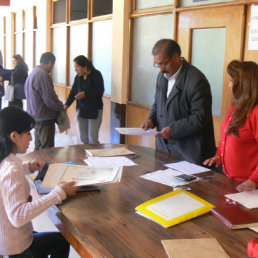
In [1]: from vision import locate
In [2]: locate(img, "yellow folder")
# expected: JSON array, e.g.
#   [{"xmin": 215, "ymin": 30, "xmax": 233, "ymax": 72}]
[{"xmin": 135, "ymin": 190, "xmax": 214, "ymax": 228}]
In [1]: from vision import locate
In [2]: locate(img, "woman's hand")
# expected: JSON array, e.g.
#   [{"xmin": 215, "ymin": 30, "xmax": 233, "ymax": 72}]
[
  {"xmin": 28, "ymin": 159, "xmax": 43, "ymax": 172},
  {"xmin": 60, "ymin": 181, "xmax": 79, "ymax": 196},
  {"xmin": 236, "ymin": 180, "xmax": 257, "ymax": 192},
  {"xmin": 75, "ymin": 91, "xmax": 85, "ymax": 100},
  {"xmin": 203, "ymin": 156, "xmax": 221, "ymax": 167}
]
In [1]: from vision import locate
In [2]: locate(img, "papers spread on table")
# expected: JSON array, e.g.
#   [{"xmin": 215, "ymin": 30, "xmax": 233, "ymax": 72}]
[
  {"xmin": 85, "ymin": 146, "xmax": 135, "ymax": 157},
  {"xmin": 135, "ymin": 190, "xmax": 214, "ymax": 228},
  {"xmin": 140, "ymin": 160, "xmax": 209, "ymax": 188},
  {"xmin": 140, "ymin": 169, "xmax": 199, "ymax": 187},
  {"xmin": 225, "ymin": 190, "xmax": 258, "ymax": 209},
  {"xmin": 164, "ymin": 161, "xmax": 210, "ymax": 175},
  {"xmin": 41, "ymin": 163, "xmax": 122, "ymax": 188},
  {"xmin": 84, "ymin": 156, "xmax": 137, "ymax": 167},
  {"xmin": 115, "ymin": 127, "xmax": 158, "ymax": 136},
  {"xmin": 162, "ymin": 238, "xmax": 230, "ymax": 258}
]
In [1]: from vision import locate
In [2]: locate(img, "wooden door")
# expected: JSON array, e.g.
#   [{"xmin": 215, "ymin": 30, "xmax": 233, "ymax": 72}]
[{"xmin": 177, "ymin": 6, "xmax": 245, "ymax": 144}]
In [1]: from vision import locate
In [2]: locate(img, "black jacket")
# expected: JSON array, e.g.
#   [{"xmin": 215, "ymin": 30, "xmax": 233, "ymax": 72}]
[
  {"xmin": 66, "ymin": 69, "xmax": 104, "ymax": 119},
  {"xmin": 148, "ymin": 58, "xmax": 216, "ymax": 164}
]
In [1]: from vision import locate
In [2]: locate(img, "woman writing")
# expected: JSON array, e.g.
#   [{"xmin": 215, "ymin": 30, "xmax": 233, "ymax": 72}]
[
  {"xmin": 9, "ymin": 54, "xmax": 28, "ymax": 109},
  {"xmin": 204, "ymin": 61, "xmax": 258, "ymax": 192},
  {"xmin": 0, "ymin": 106, "xmax": 78, "ymax": 257},
  {"xmin": 64, "ymin": 55, "xmax": 104, "ymax": 144}
]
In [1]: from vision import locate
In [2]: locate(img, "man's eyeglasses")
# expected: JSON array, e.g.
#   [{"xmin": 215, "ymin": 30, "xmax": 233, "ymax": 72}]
[{"xmin": 153, "ymin": 57, "xmax": 171, "ymax": 68}]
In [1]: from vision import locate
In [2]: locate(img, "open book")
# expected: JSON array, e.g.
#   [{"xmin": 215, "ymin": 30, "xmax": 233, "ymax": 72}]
[{"xmin": 41, "ymin": 163, "xmax": 122, "ymax": 188}]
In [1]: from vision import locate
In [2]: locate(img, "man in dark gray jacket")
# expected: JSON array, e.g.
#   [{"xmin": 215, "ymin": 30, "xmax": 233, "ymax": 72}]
[
  {"xmin": 141, "ymin": 39, "xmax": 216, "ymax": 164},
  {"xmin": 25, "ymin": 52, "xmax": 64, "ymax": 150}
]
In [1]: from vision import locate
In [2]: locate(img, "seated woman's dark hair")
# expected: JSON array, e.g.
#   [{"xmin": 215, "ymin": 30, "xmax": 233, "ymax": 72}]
[
  {"xmin": 73, "ymin": 55, "xmax": 94, "ymax": 70},
  {"xmin": 0, "ymin": 107, "xmax": 35, "ymax": 162}
]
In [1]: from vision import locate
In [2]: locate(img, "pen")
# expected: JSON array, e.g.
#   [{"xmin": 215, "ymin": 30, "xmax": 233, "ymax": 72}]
[
  {"xmin": 132, "ymin": 154, "xmax": 140, "ymax": 159},
  {"xmin": 76, "ymin": 186, "xmax": 100, "ymax": 193}
]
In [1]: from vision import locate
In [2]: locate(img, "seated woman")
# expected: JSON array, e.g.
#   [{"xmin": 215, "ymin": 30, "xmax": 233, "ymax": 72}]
[
  {"xmin": 64, "ymin": 55, "xmax": 104, "ymax": 144},
  {"xmin": 203, "ymin": 60, "xmax": 258, "ymax": 192},
  {"xmin": 0, "ymin": 107, "xmax": 78, "ymax": 257}
]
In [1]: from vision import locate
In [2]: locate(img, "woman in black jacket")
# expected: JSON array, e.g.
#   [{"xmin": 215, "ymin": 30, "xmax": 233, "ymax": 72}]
[
  {"xmin": 64, "ymin": 55, "xmax": 104, "ymax": 144},
  {"xmin": 9, "ymin": 54, "xmax": 28, "ymax": 109}
]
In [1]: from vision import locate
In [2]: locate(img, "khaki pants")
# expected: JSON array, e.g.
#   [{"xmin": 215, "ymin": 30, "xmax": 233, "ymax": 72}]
[{"xmin": 34, "ymin": 123, "xmax": 55, "ymax": 150}]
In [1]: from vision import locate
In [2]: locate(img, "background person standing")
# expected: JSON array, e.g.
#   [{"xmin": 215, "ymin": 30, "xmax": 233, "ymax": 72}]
[
  {"xmin": 64, "ymin": 55, "xmax": 104, "ymax": 144},
  {"xmin": 141, "ymin": 39, "xmax": 216, "ymax": 164},
  {"xmin": 25, "ymin": 52, "xmax": 64, "ymax": 150},
  {"xmin": 8, "ymin": 54, "xmax": 28, "ymax": 109}
]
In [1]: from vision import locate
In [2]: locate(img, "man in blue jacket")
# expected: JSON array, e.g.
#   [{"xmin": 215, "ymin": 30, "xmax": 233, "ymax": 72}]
[{"xmin": 141, "ymin": 39, "xmax": 216, "ymax": 164}]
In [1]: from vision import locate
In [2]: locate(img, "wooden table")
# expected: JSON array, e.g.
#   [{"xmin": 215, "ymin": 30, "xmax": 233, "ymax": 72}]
[{"xmin": 24, "ymin": 144, "xmax": 257, "ymax": 258}]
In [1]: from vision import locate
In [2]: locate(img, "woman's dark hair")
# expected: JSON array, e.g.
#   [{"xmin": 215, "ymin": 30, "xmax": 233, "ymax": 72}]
[
  {"xmin": 73, "ymin": 55, "xmax": 94, "ymax": 70},
  {"xmin": 13, "ymin": 54, "xmax": 28, "ymax": 70},
  {"xmin": 0, "ymin": 107, "xmax": 35, "ymax": 162},
  {"xmin": 227, "ymin": 60, "xmax": 258, "ymax": 136}
]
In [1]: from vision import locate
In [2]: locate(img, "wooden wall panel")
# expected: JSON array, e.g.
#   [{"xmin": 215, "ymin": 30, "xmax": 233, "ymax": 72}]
[
  {"xmin": 177, "ymin": 6, "xmax": 245, "ymax": 145},
  {"xmin": 244, "ymin": 5, "xmax": 258, "ymax": 62},
  {"xmin": 99, "ymin": 96, "xmax": 111, "ymax": 143},
  {"xmin": 126, "ymin": 103, "xmax": 155, "ymax": 148}
]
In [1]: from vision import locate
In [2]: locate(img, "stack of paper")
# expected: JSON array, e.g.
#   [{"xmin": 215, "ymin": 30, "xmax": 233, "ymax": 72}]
[
  {"xmin": 164, "ymin": 161, "xmax": 210, "ymax": 175},
  {"xmin": 140, "ymin": 169, "xmax": 199, "ymax": 187},
  {"xmin": 162, "ymin": 238, "xmax": 229, "ymax": 258},
  {"xmin": 41, "ymin": 163, "xmax": 122, "ymax": 188},
  {"xmin": 135, "ymin": 190, "xmax": 214, "ymax": 228},
  {"xmin": 84, "ymin": 156, "xmax": 136, "ymax": 167},
  {"xmin": 225, "ymin": 190, "xmax": 258, "ymax": 209},
  {"xmin": 115, "ymin": 127, "xmax": 158, "ymax": 136},
  {"xmin": 85, "ymin": 147, "xmax": 135, "ymax": 157}
]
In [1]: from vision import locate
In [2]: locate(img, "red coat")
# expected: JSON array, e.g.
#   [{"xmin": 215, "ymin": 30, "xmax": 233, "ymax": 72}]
[{"xmin": 216, "ymin": 104, "xmax": 258, "ymax": 184}]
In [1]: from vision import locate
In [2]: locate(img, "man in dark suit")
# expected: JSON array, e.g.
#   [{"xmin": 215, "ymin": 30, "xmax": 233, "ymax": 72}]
[{"xmin": 141, "ymin": 39, "xmax": 216, "ymax": 164}]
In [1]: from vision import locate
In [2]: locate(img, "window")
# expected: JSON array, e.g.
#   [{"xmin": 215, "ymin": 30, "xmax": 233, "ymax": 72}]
[
  {"xmin": 71, "ymin": 0, "xmax": 87, "ymax": 21},
  {"xmin": 53, "ymin": 0, "xmax": 66, "ymax": 23},
  {"xmin": 93, "ymin": 0, "xmax": 113, "ymax": 17}
]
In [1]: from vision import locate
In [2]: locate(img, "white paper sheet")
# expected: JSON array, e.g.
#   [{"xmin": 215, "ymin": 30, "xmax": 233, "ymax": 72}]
[
  {"xmin": 84, "ymin": 156, "xmax": 137, "ymax": 167},
  {"xmin": 85, "ymin": 147, "xmax": 135, "ymax": 157},
  {"xmin": 165, "ymin": 161, "xmax": 210, "ymax": 175},
  {"xmin": 225, "ymin": 190, "xmax": 258, "ymax": 209},
  {"xmin": 115, "ymin": 127, "xmax": 158, "ymax": 136},
  {"xmin": 140, "ymin": 169, "xmax": 198, "ymax": 187},
  {"xmin": 146, "ymin": 192, "xmax": 205, "ymax": 220}
]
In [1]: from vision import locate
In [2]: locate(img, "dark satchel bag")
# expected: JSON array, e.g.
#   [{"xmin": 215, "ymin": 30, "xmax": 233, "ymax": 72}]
[{"xmin": 14, "ymin": 82, "xmax": 26, "ymax": 99}]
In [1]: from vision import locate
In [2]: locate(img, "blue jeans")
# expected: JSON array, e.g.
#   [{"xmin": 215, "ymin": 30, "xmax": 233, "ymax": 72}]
[{"xmin": 9, "ymin": 231, "xmax": 70, "ymax": 258}]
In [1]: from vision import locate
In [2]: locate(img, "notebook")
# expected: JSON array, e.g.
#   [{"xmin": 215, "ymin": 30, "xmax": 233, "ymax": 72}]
[
  {"xmin": 135, "ymin": 190, "xmax": 214, "ymax": 228},
  {"xmin": 211, "ymin": 205, "xmax": 258, "ymax": 229}
]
